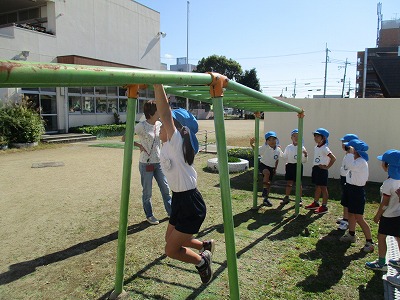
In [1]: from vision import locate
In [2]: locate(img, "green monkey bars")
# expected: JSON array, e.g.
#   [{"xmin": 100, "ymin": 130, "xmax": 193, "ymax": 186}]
[{"xmin": 0, "ymin": 60, "xmax": 305, "ymax": 300}]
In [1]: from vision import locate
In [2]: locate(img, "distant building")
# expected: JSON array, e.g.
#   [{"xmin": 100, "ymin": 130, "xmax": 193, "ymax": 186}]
[
  {"xmin": 356, "ymin": 18, "xmax": 400, "ymax": 98},
  {"xmin": 0, "ymin": 0, "xmax": 161, "ymax": 133},
  {"xmin": 313, "ymin": 95, "xmax": 343, "ymax": 99},
  {"xmin": 170, "ymin": 57, "xmax": 196, "ymax": 72}
]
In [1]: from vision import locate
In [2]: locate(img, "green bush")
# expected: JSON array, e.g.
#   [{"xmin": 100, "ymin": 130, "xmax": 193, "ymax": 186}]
[
  {"xmin": 227, "ymin": 147, "xmax": 256, "ymax": 167},
  {"xmin": 70, "ymin": 124, "xmax": 126, "ymax": 138},
  {"xmin": 0, "ymin": 100, "xmax": 45, "ymax": 143},
  {"xmin": 227, "ymin": 156, "xmax": 241, "ymax": 163}
]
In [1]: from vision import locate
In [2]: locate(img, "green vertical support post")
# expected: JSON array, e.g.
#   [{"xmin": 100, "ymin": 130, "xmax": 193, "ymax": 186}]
[
  {"xmin": 252, "ymin": 115, "xmax": 260, "ymax": 209},
  {"xmin": 112, "ymin": 97, "xmax": 137, "ymax": 297},
  {"xmin": 294, "ymin": 114, "xmax": 304, "ymax": 215},
  {"xmin": 212, "ymin": 97, "xmax": 240, "ymax": 300}
]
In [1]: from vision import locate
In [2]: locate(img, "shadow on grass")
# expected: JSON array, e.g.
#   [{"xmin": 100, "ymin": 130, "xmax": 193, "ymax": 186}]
[
  {"xmin": 0, "ymin": 220, "xmax": 158, "ymax": 285},
  {"xmin": 206, "ymin": 167, "xmax": 381, "ymax": 204},
  {"xmin": 296, "ymin": 229, "xmax": 368, "ymax": 293},
  {"xmin": 102, "ymin": 209, "xmax": 327, "ymax": 299},
  {"xmin": 358, "ymin": 271, "xmax": 384, "ymax": 300}
]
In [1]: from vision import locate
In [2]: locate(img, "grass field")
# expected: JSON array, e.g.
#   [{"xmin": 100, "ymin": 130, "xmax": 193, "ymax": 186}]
[{"xmin": 0, "ymin": 132, "xmax": 386, "ymax": 299}]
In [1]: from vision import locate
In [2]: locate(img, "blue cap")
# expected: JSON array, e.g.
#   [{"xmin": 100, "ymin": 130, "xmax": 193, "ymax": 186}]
[
  {"xmin": 313, "ymin": 128, "xmax": 329, "ymax": 138},
  {"xmin": 291, "ymin": 129, "xmax": 298, "ymax": 135},
  {"xmin": 265, "ymin": 131, "xmax": 277, "ymax": 140},
  {"xmin": 344, "ymin": 139, "xmax": 369, "ymax": 152},
  {"xmin": 171, "ymin": 108, "xmax": 199, "ymax": 154},
  {"xmin": 377, "ymin": 150, "xmax": 400, "ymax": 166},
  {"xmin": 378, "ymin": 149, "xmax": 400, "ymax": 180},
  {"xmin": 345, "ymin": 139, "xmax": 369, "ymax": 161},
  {"xmin": 340, "ymin": 133, "xmax": 359, "ymax": 142}
]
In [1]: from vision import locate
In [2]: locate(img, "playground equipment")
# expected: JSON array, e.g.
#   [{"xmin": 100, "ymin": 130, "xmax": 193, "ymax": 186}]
[{"xmin": 0, "ymin": 60, "xmax": 304, "ymax": 300}]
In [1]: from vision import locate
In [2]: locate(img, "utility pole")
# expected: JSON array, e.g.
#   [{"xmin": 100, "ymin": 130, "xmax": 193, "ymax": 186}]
[
  {"xmin": 292, "ymin": 79, "xmax": 297, "ymax": 98},
  {"xmin": 185, "ymin": 1, "xmax": 190, "ymax": 110},
  {"xmin": 377, "ymin": 2, "xmax": 382, "ymax": 47},
  {"xmin": 323, "ymin": 44, "xmax": 330, "ymax": 98},
  {"xmin": 341, "ymin": 58, "xmax": 349, "ymax": 98},
  {"xmin": 347, "ymin": 79, "xmax": 351, "ymax": 98}
]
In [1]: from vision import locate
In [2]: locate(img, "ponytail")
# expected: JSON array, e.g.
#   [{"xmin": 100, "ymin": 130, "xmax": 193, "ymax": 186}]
[{"xmin": 174, "ymin": 119, "xmax": 195, "ymax": 165}]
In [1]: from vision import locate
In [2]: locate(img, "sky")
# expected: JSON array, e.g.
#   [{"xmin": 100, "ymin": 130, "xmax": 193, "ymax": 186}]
[{"xmin": 135, "ymin": 0, "xmax": 399, "ymax": 98}]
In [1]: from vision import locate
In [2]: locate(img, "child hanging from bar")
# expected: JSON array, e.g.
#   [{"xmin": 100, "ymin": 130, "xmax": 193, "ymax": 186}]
[{"xmin": 154, "ymin": 84, "xmax": 215, "ymax": 284}]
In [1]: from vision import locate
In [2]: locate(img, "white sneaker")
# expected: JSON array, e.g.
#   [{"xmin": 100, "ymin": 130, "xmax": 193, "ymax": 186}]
[
  {"xmin": 146, "ymin": 216, "xmax": 159, "ymax": 225},
  {"xmin": 340, "ymin": 232, "xmax": 356, "ymax": 243},
  {"xmin": 363, "ymin": 242, "xmax": 375, "ymax": 253},
  {"xmin": 338, "ymin": 220, "xmax": 349, "ymax": 230}
]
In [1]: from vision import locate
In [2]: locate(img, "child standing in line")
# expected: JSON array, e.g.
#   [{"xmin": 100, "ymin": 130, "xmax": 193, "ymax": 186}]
[
  {"xmin": 281, "ymin": 129, "xmax": 308, "ymax": 205},
  {"xmin": 154, "ymin": 84, "xmax": 214, "ymax": 284},
  {"xmin": 337, "ymin": 133, "xmax": 359, "ymax": 230},
  {"xmin": 366, "ymin": 149, "xmax": 400, "ymax": 271},
  {"xmin": 339, "ymin": 139, "xmax": 374, "ymax": 253},
  {"xmin": 250, "ymin": 131, "xmax": 283, "ymax": 207},
  {"xmin": 305, "ymin": 128, "xmax": 336, "ymax": 214}
]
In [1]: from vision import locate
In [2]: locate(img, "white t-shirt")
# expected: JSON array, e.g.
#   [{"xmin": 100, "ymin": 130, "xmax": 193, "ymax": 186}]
[
  {"xmin": 160, "ymin": 129, "xmax": 197, "ymax": 192},
  {"xmin": 340, "ymin": 154, "xmax": 349, "ymax": 177},
  {"xmin": 282, "ymin": 144, "xmax": 308, "ymax": 164},
  {"xmin": 259, "ymin": 144, "xmax": 283, "ymax": 168},
  {"xmin": 381, "ymin": 178, "xmax": 400, "ymax": 218},
  {"xmin": 343, "ymin": 154, "xmax": 369, "ymax": 186},
  {"xmin": 313, "ymin": 144, "xmax": 332, "ymax": 166},
  {"xmin": 135, "ymin": 120, "xmax": 161, "ymax": 164}
]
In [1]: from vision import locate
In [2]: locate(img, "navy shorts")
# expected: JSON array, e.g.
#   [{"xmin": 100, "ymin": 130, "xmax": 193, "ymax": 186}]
[
  {"xmin": 259, "ymin": 163, "xmax": 275, "ymax": 181},
  {"xmin": 378, "ymin": 216, "xmax": 400, "ymax": 237},
  {"xmin": 312, "ymin": 165, "xmax": 328, "ymax": 186},
  {"xmin": 169, "ymin": 188, "xmax": 206, "ymax": 234},
  {"xmin": 285, "ymin": 163, "xmax": 303, "ymax": 182},
  {"xmin": 344, "ymin": 183, "xmax": 366, "ymax": 215}
]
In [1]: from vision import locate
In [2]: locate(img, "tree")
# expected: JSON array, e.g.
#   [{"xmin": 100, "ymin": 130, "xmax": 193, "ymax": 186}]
[
  {"xmin": 237, "ymin": 68, "xmax": 261, "ymax": 91},
  {"xmin": 195, "ymin": 55, "xmax": 243, "ymax": 81}
]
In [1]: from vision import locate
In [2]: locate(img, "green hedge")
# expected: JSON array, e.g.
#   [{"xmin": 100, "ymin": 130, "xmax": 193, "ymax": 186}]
[
  {"xmin": 69, "ymin": 124, "xmax": 127, "ymax": 138},
  {"xmin": 227, "ymin": 147, "xmax": 256, "ymax": 167},
  {"xmin": 0, "ymin": 100, "xmax": 45, "ymax": 143}
]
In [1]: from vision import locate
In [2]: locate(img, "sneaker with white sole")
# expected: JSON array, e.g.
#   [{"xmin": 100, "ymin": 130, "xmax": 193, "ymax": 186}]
[
  {"xmin": 387, "ymin": 273, "xmax": 400, "ymax": 287},
  {"xmin": 340, "ymin": 232, "xmax": 356, "ymax": 243},
  {"xmin": 338, "ymin": 220, "xmax": 349, "ymax": 230},
  {"xmin": 263, "ymin": 198, "xmax": 273, "ymax": 207},
  {"xmin": 389, "ymin": 259, "xmax": 400, "ymax": 269},
  {"xmin": 365, "ymin": 259, "xmax": 387, "ymax": 271},
  {"xmin": 146, "ymin": 216, "xmax": 159, "ymax": 225},
  {"xmin": 202, "ymin": 239, "xmax": 215, "ymax": 255},
  {"xmin": 314, "ymin": 205, "xmax": 328, "ymax": 215},
  {"xmin": 305, "ymin": 201, "xmax": 319, "ymax": 210},
  {"xmin": 363, "ymin": 242, "xmax": 375, "ymax": 253},
  {"xmin": 196, "ymin": 250, "xmax": 213, "ymax": 284}
]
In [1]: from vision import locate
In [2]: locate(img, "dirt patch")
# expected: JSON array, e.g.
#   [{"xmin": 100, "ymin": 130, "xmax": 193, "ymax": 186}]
[{"xmin": 0, "ymin": 119, "xmax": 258, "ymax": 299}]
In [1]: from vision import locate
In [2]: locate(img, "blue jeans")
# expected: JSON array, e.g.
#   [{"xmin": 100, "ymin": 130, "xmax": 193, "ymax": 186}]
[{"xmin": 139, "ymin": 162, "xmax": 172, "ymax": 218}]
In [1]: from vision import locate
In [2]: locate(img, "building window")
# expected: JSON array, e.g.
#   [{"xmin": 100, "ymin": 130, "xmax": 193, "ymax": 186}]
[
  {"xmin": 119, "ymin": 99, "xmax": 127, "ymax": 112},
  {"xmin": 21, "ymin": 87, "xmax": 57, "ymax": 132},
  {"xmin": 82, "ymin": 96, "xmax": 95, "ymax": 113},
  {"xmin": 95, "ymin": 97, "xmax": 107, "ymax": 113},
  {"xmin": 108, "ymin": 98, "xmax": 118, "ymax": 113},
  {"xmin": 68, "ymin": 86, "xmax": 129, "ymax": 114},
  {"xmin": 69, "ymin": 96, "xmax": 81, "ymax": 113}
]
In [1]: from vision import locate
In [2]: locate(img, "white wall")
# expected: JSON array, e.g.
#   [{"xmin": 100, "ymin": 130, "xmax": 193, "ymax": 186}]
[
  {"xmin": 0, "ymin": 0, "xmax": 161, "ymax": 132},
  {"xmin": 263, "ymin": 98, "xmax": 400, "ymax": 183},
  {"xmin": 55, "ymin": 0, "xmax": 161, "ymax": 69}
]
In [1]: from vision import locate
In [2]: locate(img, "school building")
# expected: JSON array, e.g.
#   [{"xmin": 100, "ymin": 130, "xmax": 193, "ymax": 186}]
[{"xmin": 0, "ymin": 0, "xmax": 162, "ymax": 133}]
